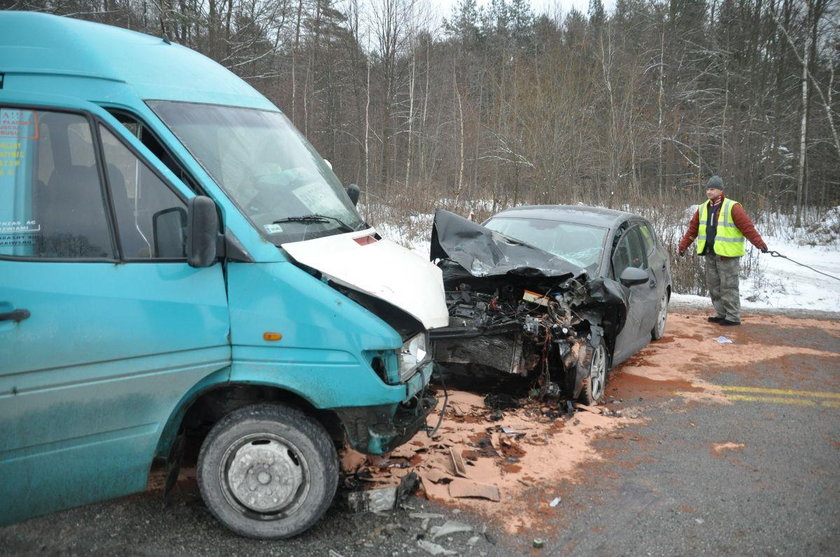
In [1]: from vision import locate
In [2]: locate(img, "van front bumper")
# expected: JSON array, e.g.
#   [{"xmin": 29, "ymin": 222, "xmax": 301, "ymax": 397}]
[{"xmin": 335, "ymin": 361, "xmax": 437, "ymax": 454}]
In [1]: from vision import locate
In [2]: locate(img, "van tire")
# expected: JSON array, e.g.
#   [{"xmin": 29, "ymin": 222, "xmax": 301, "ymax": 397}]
[{"xmin": 197, "ymin": 403, "xmax": 338, "ymax": 539}]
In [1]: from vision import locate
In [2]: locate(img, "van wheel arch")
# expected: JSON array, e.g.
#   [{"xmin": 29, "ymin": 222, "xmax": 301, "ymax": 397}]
[{"xmin": 157, "ymin": 384, "xmax": 343, "ymax": 488}]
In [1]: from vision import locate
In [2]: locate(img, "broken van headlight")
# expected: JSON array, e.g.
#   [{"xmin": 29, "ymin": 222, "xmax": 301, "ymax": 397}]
[{"xmin": 398, "ymin": 332, "xmax": 428, "ymax": 382}]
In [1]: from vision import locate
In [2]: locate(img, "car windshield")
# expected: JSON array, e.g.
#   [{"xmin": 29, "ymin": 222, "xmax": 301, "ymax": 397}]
[
  {"xmin": 484, "ymin": 216, "xmax": 607, "ymax": 271},
  {"xmin": 148, "ymin": 101, "xmax": 364, "ymax": 243}
]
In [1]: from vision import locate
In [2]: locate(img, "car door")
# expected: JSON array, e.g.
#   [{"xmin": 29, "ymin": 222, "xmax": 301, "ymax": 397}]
[
  {"xmin": 638, "ymin": 219, "xmax": 669, "ymax": 318},
  {"xmin": 610, "ymin": 224, "xmax": 659, "ymax": 365},
  {"xmin": 0, "ymin": 106, "xmax": 230, "ymax": 525}
]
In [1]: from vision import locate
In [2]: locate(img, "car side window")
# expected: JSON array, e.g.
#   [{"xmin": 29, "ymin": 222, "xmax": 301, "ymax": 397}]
[
  {"xmin": 99, "ymin": 125, "xmax": 188, "ymax": 259},
  {"xmin": 0, "ymin": 108, "xmax": 115, "ymax": 259},
  {"xmin": 612, "ymin": 226, "xmax": 648, "ymax": 279},
  {"xmin": 639, "ymin": 223, "xmax": 656, "ymax": 255}
]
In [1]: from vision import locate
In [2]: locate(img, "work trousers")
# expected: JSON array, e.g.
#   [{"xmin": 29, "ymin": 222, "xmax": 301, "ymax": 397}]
[{"xmin": 705, "ymin": 254, "xmax": 741, "ymax": 323}]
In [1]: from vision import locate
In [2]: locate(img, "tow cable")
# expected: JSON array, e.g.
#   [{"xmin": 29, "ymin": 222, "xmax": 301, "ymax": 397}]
[{"xmin": 766, "ymin": 250, "xmax": 840, "ymax": 282}]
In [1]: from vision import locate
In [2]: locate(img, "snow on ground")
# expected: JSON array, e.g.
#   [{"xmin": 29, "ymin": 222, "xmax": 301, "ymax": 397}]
[
  {"xmin": 372, "ymin": 207, "xmax": 840, "ymax": 314},
  {"xmin": 671, "ymin": 237, "xmax": 840, "ymax": 312}
]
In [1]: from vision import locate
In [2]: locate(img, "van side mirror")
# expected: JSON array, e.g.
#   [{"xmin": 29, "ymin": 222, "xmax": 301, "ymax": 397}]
[
  {"xmin": 619, "ymin": 266, "xmax": 649, "ymax": 286},
  {"xmin": 346, "ymin": 183, "xmax": 360, "ymax": 206},
  {"xmin": 186, "ymin": 196, "xmax": 219, "ymax": 267},
  {"xmin": 152, "ymin": 206, "xmax": 187, "ymax": 258}
]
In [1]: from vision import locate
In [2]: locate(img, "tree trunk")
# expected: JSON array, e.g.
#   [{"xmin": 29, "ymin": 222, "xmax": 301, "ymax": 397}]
[{"xmin": 795, "ymin": 2, "xmax": 812, "ymax": 228}]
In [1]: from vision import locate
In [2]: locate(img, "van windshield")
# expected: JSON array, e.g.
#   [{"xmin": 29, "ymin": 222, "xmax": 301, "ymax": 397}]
[{"xmin": 148, "ymin": 101, "xmax": 364, "ymax": 243}]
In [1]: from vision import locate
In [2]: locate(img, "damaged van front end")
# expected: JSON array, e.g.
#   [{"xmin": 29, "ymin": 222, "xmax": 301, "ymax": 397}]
[{"xmin": 282, "ymin": 229, "xmax": 449, "ymax": 454}]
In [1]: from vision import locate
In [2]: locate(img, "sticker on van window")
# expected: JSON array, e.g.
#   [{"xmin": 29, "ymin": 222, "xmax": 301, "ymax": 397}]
[
  {"xmin": 292, "ymin": 181, "xmax": 335, "ymax": 214},
  {"xmin": 0, "ymin": 143, "xmax": 23, "ymax": 177},
  {"xmin": 0, "ymin": 109, "xmax": 39, "ymax": 139},
  {"xmin": 264, "ymin": 223, "xmax": 284, "ymax": 234},
  {"xmin": 0, "ymin": 233, "xmax": 37, "ymax": 248},
  {"xmin": 0, "ymin": 220, "xmax": 40, "ymax": 248}
]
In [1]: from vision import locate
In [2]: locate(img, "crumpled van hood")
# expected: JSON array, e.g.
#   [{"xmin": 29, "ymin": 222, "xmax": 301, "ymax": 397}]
[{"xmin": 283, "ymin": 228, "xmax": 449, "ymax": 331}]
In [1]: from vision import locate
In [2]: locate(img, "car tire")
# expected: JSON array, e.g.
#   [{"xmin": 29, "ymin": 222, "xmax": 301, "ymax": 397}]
[
  {"xmin": 579, "ymin": 340, "xmax": 609, "ymax": 405},
  {"xmin": 197, "ymin": 403, "xmax": 338, "ymax": 539},
  {"xmin": 651, "ymin": 290, "xmax": 669, "ymax": 340}
]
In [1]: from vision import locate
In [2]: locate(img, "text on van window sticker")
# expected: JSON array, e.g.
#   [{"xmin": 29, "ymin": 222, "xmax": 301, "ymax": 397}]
[
  {"xmin": 0, "ymin": 221, "xmax": 40, "ymax": 247},
  {"xmin": 0, "ymin": 109, "xmax": 39, "ymax": 140},
  {"xmin": 264, "ymin": 223, "xmax": 284, "ymax": 235},
  {"xmin": 0, "ymin": 141, "xmax": 24, "ymax": 177},
  {"xmin": 292, "ymin": 182, "xmax": 337, "ymax": 215}
]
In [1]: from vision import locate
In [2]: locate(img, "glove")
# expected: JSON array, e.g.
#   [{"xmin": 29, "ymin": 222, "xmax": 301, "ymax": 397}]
[{"xmin": 761, "ymin": 247, "xmax": 769, "ymax": 253}]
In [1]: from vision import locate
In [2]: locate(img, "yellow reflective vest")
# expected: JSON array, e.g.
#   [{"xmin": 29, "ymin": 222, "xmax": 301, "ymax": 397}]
[{"xmin": 697, "ymin": 198, "xmax": 745, "ymax": 257}]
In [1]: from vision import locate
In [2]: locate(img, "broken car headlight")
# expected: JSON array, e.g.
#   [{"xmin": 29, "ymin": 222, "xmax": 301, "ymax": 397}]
[{"xmin": 399, "ymin": 332, "xmax": 429, "ymax": 382}]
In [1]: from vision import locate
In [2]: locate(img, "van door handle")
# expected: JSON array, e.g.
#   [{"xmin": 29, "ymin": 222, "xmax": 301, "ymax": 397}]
[{"xmin": 0, "ymin": 309, "xmax": 30, "ymax": 322}]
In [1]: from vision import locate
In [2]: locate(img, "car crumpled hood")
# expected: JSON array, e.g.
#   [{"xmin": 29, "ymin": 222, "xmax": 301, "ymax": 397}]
[
  {"xmin": 283, "ymin": 228, "xmax": 449, "ymax": 331},
  {"xmin": 430, "ymin": 209, "xmax": 629, "ymax": 332},
  {"xmin": 430, "ymin": 209, "xmax": 585, "ymax": 281}
]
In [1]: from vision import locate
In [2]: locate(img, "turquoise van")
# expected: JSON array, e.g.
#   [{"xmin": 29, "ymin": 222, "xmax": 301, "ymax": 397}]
[{"xmin": 0, "ymin": 12, "xmax": 448, "ymax": 539}]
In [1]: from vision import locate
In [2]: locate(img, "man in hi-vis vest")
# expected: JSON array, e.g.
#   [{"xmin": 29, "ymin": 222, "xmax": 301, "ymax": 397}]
[{"xmin": 678, "ymin": 176, "xmax": 768, "ymax": 326}]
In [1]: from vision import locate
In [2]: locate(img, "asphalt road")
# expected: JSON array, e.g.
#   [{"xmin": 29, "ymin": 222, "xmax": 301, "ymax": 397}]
[{"xmin": 1, "ymin": 310, "xmax": 838, "ymax": 556}]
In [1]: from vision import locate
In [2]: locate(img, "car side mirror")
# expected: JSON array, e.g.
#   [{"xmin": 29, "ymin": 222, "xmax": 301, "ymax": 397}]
[
  {"xmin": 186, "ymin": 196, "xmax": 219, "ymax": 268},
  {"xmin": 619, "ymin": 266, "xmax": 649, "ymax": 286},
  {"xmin": 346, "ymin": 183, "xmax": 360, "ymax": 206},
  {"xmin": 152, "ymin": 206, "xmax": 187, "ymax": 258}
]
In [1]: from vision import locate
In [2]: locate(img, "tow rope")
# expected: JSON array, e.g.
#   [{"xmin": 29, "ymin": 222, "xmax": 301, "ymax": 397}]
[{"xmin": 767, "ymin": 250, "xmax": 840, "ymax": 282}]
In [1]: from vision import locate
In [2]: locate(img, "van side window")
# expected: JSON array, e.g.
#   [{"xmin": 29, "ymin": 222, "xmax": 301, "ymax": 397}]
[
  {"xmin": 106, "ymin": 109, "xmax": 200, "ymax": 193},
  {"xmin": 0, "ymin": 108, "xmax": 115, "ymax": 259},
  {"xmin": 99, "ymin": 125, "xmax": 187, "ymax": 259}
]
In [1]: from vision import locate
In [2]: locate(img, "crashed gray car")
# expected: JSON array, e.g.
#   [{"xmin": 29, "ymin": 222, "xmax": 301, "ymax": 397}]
[{"xmin": 429, "ymin": 205, "xmax": 671, "ymax": 404}]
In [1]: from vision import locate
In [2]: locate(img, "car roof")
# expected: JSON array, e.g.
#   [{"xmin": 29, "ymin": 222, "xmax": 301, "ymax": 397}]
[
  {"xmin": 0, "ymin": 12, "xmax": 274, "ymax": 109},
  {"xmin": 489, "ymin": 205, "xmax": 636, "ymax": 228}
]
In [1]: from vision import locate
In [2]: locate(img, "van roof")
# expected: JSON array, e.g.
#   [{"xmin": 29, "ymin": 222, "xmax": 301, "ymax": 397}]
[{"xmin": 0, "ymin": 12, "xmax": 275, "ymax": 110}]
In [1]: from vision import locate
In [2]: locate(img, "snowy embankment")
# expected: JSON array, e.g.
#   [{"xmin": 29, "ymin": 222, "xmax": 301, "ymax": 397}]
[
  {"xmin": 673, "ymin": 207, "xmax": 840, "ymax": 313},
  {"xmin": 671, "ymin": 239, "xmax": 840, "ymax": 313},
  {"xmin": 372, "ymin": 206, "xmax": 840, "ymax": 315}
]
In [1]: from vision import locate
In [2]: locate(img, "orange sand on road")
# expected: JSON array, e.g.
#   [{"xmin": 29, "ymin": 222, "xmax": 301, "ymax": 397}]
[{"xmin": 341, "ymin": 311, "xmax": 840, "ymax": 534}]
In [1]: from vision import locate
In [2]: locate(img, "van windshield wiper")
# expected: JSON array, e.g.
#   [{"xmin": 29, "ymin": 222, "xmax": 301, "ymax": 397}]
[{"xmin": 273, "ymin": 214, "xmax": 356, "ymax": 232}]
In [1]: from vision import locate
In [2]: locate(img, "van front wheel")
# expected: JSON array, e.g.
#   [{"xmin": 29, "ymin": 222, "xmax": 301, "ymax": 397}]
[{"xmin": 197, "ymin": 403, "xmax": 338, "ymax": 539}]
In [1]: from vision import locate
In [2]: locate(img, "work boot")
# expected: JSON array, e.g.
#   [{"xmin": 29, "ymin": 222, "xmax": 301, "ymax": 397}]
[
  {"xmin": 708, "ymin": 316, "xmax": 725, "ymax": 323},
  {"xmin": 720, "ymin": 319, "xmax": 740, "ymax": 326}
]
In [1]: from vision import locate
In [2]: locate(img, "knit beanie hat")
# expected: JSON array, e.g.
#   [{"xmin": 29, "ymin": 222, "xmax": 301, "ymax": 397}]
[{"xmin": 706, "ymin": 175, "xmax": 724, "ymax": 190}]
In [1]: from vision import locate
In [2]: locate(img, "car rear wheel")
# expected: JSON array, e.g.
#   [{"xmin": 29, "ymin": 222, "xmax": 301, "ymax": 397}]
[
  {"xmin": 651, "ymin": 291, "xmax": 669, "ymax": 340},
  {"xmin": 197, "ymin": 403, "xmax": 338, "ymax": 539},
  {"xmin": 579, "ymin": 340, "xmax": 608, "ymax": 405}
]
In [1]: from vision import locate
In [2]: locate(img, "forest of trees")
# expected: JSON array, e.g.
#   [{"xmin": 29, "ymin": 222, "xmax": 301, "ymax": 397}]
[{"xmin": 4, "ymin": 0, "xmax": 839, "ymax": 226}]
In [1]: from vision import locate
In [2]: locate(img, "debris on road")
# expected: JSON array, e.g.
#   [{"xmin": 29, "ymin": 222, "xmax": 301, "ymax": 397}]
[
  {"xmin": 417, "ymin": 539, "xmax": 457, "ymax": 556},
  {"xmin": 712, "ymin": 442, "xmax": 747, "ymax": 455},
  {"xmin": 715, "ymin": 336, "xmax": 734, "ymax": 344},
  {"xmin": 342, "ymin": 472, "xmax": 419, "ymax": 512},
  {"xmin": 430, "ymin": 520, "xmax": 473, "ymax": 540},
  {"xmin": 449, "ymin": 447, "xmax": 469, "ymax": 477},
  {"xmin": 338, "ymin": 311, "xmax": 828, "ymax": 531},
  {"xmin": 549, "ymin": 497, "xmax": 562, "ymax": 507},
  {"xmin": 448, "ymin": 479, "xmax": 501, "ymax": 502}
]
